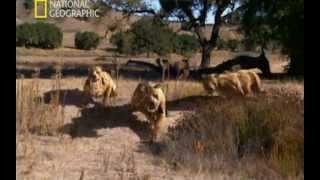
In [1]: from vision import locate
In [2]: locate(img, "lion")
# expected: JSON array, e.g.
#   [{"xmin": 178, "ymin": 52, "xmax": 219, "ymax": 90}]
[
  {"xmin": 236, "ymin": 70, "xmax": 262, "ymax": 96},
  {"xmin": 131, "ymin": 82, "xmax": 166, "ymax": 142},
  {"xmin": 202, "ymin": 73, "xmax": 245, "ymax": 97},
  {"xmin": 83, "ymin": 66, "xmax": 117, "ymax": 106},
  {"xmin": 174, "ymin": 59, "xmax": 190, "ymax": 80}
]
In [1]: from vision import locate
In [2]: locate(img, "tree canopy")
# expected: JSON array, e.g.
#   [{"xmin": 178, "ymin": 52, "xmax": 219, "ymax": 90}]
[
  {"xmin": 240, "ymin": 0, "xmax": 304, "ymax": 75},
  {"xmin": 102, "ymin": 0, "xmax": 304, "ymax": 75}
]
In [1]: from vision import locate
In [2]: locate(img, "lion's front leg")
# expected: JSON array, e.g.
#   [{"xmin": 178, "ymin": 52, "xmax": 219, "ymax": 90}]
[
  {"xmin": 103, "ymin": 87, "xmax": 112, "ymax": 106},
  {"xmin": 151, "ymin": 114, "xmax": 166, "ymax": 143}
]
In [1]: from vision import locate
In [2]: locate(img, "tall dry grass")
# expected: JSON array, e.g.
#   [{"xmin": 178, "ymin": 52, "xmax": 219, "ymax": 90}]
[
  {"xmin": 16, "ymin": 75, "xmax": 64, "ymax": 136},
  {"xmin": 162, "ymin": 95, "xmax": 304, "ymax": 179}
]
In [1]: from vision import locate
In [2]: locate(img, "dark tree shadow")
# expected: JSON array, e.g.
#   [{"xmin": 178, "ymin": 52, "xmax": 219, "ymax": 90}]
[
  {"xmin": 43, "ymin": 89, "xmax": 89, "ymax": 107},
  {"xmin": 63, "ymin": 104, "xmax": 152, "ymax": 141},
  {"xmin": 60, "ymin": 95, "xmax": 227, "ymax": 139}
]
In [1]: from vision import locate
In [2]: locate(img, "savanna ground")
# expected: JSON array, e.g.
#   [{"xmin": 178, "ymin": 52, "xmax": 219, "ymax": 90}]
[{"xmin": 16, "ymin": 73, "xmax": 304, "ymax": 180}]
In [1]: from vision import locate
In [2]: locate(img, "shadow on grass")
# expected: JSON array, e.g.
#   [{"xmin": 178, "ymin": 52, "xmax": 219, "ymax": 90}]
[
  {"xmin": 43, "ymin": 89, "xmax": 88, "ymax": 107},
  {"xmin": 64, "ymin": 104, "xmax": 152, "ymax": 141}
]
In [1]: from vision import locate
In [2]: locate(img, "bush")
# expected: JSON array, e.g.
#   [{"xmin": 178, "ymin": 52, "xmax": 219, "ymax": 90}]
[
  {"xmin": 217, "ymin": 38, "xmax": 241, "ymax": 51},
  {"xmin": 110, "ymin": 17, "xmax": 176, "ymax": 56},
  {"xmin": 162, "ymin": 95, "xmax": 304, "ymax": 178},
  {"xmin": 16, "ymin": 22, "xmax": 63, "ymax": 49},
  {"xmin": 110, "ymin": 31, "xmax": 135, "ymax": 54},
  {"xmin": 75, "ymin": 31, "xmax": 101, "ymax": 50},
  {"xmin": 173, "ymin": 34, "xmax": 200, "ymax": 56}
]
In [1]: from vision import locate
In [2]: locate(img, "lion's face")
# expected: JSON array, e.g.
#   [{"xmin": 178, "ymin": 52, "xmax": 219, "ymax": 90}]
[
  {"xmin": 84, "ymin": 66, "xmax": 117, "ymax": 98},
  {"xmin": 147, "ymin": 86, "xmax": 163, "ymax": 112},
  {"xmin": 132, "ymin": 83, "xmax": 165, "ymax": 114},
  {"xmin": 202, "ymin": 74, "xmax": 218, "ymax": 92},
  {"xmin": 89, "ymin": 66, "xmax": 104, "ymax": 82}
]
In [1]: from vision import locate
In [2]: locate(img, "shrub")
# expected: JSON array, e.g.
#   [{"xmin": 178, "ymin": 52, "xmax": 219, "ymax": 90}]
[
  {"xmin": 75, "ymin": 31, "xmax": 101, "ymax": 50},
  {"xmin": 16, "ymin": 22, "xmax": 63, "ymax": 49},
  {"xmin": 131, "ymin": 17, "xmax": 175, "ymax": 55},
  {"xmin": 110, "ymin": 31, "xmax": 135, "ymax": 54},
  {"xmin": 162, "ymin": 95, "xmax": 304, "ymax": 178},
  {"xmin": 110, "ymin": 18, "xmax": 201, "ymax": 56},
  {"xmin": 110, "ymin": 17, "xmax": 176, "ymax": 56},
  {"xmin": 173, "ymin": 34, "xmax": 200, "ymax": 56},
  {"xmin": 216, "ymin": 38, "xmax": 241, "ymax": 51}
]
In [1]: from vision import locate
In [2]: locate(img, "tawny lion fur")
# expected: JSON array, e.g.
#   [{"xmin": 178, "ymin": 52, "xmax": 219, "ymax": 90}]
[
  {"xmin": 202, "ymin": 70, "xmax": 262, "ymax": 97},
  {"xmin": 131, "ymin": 82, "xmax": 166, "ymax": 142},
  {"xmin": 83, "ymin": 66, "xmax": 117, "ymax": 105},
  {"xmin": 202, "ymin": 73, "xmax": 244, "ymax": 97},
  {"xmin": 236, "ymin": 70, "xmax": 262, "ymax": 95}
]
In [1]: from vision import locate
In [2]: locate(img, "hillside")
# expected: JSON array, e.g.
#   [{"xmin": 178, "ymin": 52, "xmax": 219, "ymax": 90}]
[{"xmin": 16, "ymin": 0, "xmax": 243, "ymax": 42}]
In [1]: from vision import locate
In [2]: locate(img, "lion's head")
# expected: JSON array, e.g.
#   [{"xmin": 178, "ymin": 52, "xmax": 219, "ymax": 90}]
[
  {"xmin": 201, "ymin": 74, "xmax": 218, "ymax": 93},
  {"xmin": 131, "ymin": 82, "xmax": 166, "ymax": 114},
  {"xmin": 84, "ymin": 66, "xmax": 117, "ymax": 99},
  {"xmin": 88, "ymin": 66, "xmax": 104, "ymax": 83}
]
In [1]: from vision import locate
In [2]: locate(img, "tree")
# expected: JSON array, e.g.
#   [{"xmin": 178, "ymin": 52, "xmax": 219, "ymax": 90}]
[
  {"xmin": 159, "ymin": 0, "xmax": 237, "ymax": 67},
  {"xmin": 240, "ymin": 0, "xmax": 304, "ymax": 75},
  {"xmin": 110, "ymin": 17, "xmax": 176, "ymax": 56},
  {"xmin": 131, "ymin": 17, "xmax": 175, "ymax": 56},
  {"xmin": 173, "ymin": 34, "xmax": 200, "ymax": 56},
  {"xmin": 16, "ymin": 22, "xmax": 63, "ymax": 49},
  {"xmin": 103, "ymin": 0, "xmax": 238, "ymax": 68}
]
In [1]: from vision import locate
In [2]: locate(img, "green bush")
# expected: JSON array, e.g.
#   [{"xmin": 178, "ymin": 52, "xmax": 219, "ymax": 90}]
[
  {"xmin": 75, "ymin": 31, "xmax": 101, "ymax": 50},
  {"xmin": 131, "ymin": 17, "xmax": 175, "ymax": 55},
  {"xmin": 173, "ymin": 34, "xmax": 199, "ymax": 56},
  {"xmin": 217, "ymin": 38, "xmax": 241, "ymax": 51},
  {"xmin": 16, "ymin": 22, "xmax": 63, "ymax": 49},
  {"xmin": 110, "ymin": 19, "xmax": 200, "ymax": 56},
  {"xmin": 110, "ymin": 31, "xmax": 135, "ymax": 54},
  {"xmin": 110, "ymin": 17, "xmax": 176, "ymax": 56}
]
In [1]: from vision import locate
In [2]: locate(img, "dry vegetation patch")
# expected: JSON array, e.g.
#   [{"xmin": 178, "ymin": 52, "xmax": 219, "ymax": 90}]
[
  {"xmin": 162, "ymin": 95, "xmax": 304, "ymax": 179},
  {"xmin": 16, "ymin": 77, "xmax": 64, "ymax": 136}
]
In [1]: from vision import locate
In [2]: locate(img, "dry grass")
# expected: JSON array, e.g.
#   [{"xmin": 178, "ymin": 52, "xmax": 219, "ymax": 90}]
[
  {"xmin": 161, "ymin": 94, "xmax": 304, "ymax": 179},
  {"xmin": 16, "ymin": 76, "xmax": 64, "ymax": 136},
  {"xmin": 16, "ymin": 47, "xmax": 108, "ymax": 57}
]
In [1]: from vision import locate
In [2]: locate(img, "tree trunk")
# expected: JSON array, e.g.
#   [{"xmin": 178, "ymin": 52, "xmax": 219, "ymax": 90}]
[{"xmin": 200, "ymin": 45, "xmax": 213, "ymax": 68}]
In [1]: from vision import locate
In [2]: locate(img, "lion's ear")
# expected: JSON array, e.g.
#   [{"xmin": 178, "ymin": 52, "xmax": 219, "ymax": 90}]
[
  {"xmin": 154, "ymin": 83, "xmax": 167, "ymax": 91},
  {"xmin": 158, "ymin": 103, "xmax": 165, "ymax": 114},
  {"xmin": 153, "ymin": 83, "xmax": 162, "ymax": 89},
  {"xmin": 139, "ymin": 84, "xmax": 147, "ymax": 93}
]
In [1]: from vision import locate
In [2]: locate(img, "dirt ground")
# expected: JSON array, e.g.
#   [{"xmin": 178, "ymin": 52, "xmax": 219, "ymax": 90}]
[{"xmin": 16, "ymin": 47, "xmax": 289, "ymax": 74}]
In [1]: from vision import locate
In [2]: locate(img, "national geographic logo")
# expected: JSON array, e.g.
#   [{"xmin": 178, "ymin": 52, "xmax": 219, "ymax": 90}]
[
  {"xmin": 34, "ymin": 0, "xmax": 100, "ymax": 19},
  {"xmin": 34, "ymin": 0, "xmax": 48, "ymax": 19}
]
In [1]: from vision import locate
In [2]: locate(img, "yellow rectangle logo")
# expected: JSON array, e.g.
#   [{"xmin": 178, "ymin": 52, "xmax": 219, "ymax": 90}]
[{"xmin": 34, "ymin": 0, "xmax": 48, "ymax": 19}]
